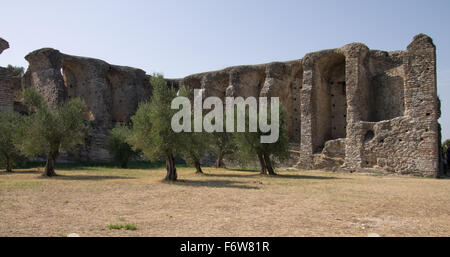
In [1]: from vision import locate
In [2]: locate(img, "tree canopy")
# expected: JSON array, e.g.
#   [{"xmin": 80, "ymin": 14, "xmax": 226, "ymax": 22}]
[
  {"xmin": 0, "ymin": 111, "xmax": 25, "ymax": 172},
  {"xmin": 16, "ymin": 87, "xmax": 87, "ymax": 176},
  {"xmin": 129, "ymin": 74, "xmax": 181, "ymax": 181},
  {"xmin": 233, "ymin": 104, "xmax": 290, "ymax": 175}
]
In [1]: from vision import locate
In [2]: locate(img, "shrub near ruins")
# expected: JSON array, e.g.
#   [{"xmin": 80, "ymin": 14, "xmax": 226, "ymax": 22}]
[
  {"xmin": 0, "ymin": 111, "xmax": 26, "ymax": 172},
  {"xmin": 107, "ymin": 123, "xmax": 140, "ymax": 168}
]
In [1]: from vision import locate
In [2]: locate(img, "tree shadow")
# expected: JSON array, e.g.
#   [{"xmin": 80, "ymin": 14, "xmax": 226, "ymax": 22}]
[
  {"xmin": 37, "ymin": 174, "xmax": 136, "ymax": 181},
  {"xmin": 15, "ymin": 161, "xmax": 171, "ymax": 171},
  {"xmin": 202, "ymin": 172, "xmax": 343, "ymax": 180},
  {"xmin": 223, "ymin": 167, "xmax": 261, "ymax": 172},
  {"xmin": 203, "ymin": 173, "xmax": 262, "ymax": 179},
  {"xmin": 0, "ymin": 170, "xmax": 40, "ymax": 175},
  {"xmin": 275, "ymin": 174, "xmax": 344, "ymax": 180},
  {"xmin": 166, "ymin": 179, "xmax": 260, "ymax": 190}
]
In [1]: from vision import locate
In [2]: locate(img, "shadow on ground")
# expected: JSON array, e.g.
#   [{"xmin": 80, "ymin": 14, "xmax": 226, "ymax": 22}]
[
  {"xmin": 167, "ymin": 179, "xmax": 260, "ymax": 190},
  {"xmin": 203, "ymin": 172, "xmax": 343, "ymax": 180},
  {"xmin": 276, "ymin": 174, "xmax": 343, "ymax": 180},
  {"xmin": 0, "ymin": 170, "xmax": 40, "ymax": 175},
  {"xmin": 36, "ymin": 174, "xmax": 136, "ymax": 181},
  {"xmin": 14, "ymin": 161, "xmax": 175, "ymax": 171}
]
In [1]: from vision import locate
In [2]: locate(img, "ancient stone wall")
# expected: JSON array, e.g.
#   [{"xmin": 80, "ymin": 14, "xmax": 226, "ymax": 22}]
[
  {"xmin": 3, "ymin": 34, "xmax": 441, "ymax": 176},
  {"xmin": 0, "ymin": 39, "xmax": 22, "ymax": 112},
  {"xmin": 22, "ymin": 49, "xmax": 152, "ymax": 162}
]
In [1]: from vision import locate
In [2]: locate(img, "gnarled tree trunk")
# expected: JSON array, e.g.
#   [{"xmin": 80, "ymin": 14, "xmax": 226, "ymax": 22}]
[
  {"xmin": 263, "ymin": 153, "xmax": 277, "ymax": 176},
  {"xmin": 194, "ymin": 159, "xmax": 203, "ymax": 174},
  {"xmin": 5, "ymin": 156, "xmax": 12, "ymax": 173},
  {"xmin": 258, "ymin": 153, "xmax": 267, "ymax": 175},
  {"xmin": 215, "ymin": 153, "xmax": 224, "ymax": 168},
  {"xmin": 44, "ymin": 151, "xmax": 59, "ymax": 177},
  {"xmin": 165, "ymin": 153, "xmax": 177, "ymax": 181}
]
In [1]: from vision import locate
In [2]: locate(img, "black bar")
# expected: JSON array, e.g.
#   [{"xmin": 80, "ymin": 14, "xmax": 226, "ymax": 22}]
[{"xmin": 0, "ymin": 237, "xmax": 448, "ymax": 256}]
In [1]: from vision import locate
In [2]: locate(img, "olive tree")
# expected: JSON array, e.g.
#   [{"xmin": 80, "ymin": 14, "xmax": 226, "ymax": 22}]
[
  {"xmin": 207, "ymin": 119, "xmax": 236, "ymax": 168},
  {"xmin": 233, "ymin": 105, "xmax": 290, "ymax": 175},
  {"xmin": 0, "ymin": 111, "xmax": 25, "ymax": 172},
  {"xmin": 17, "ymin": 88, "xmax": 87, "ymax": 177},
  {"xmin": 128, "ymin": 74, "xmax": 181, "ymax": 181}
]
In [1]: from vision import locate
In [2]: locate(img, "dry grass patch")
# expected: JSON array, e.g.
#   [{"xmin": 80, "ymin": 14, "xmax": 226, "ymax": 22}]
[{"xmin": 0, "ymin": 165, "xmax": 449, "ymax": 237}]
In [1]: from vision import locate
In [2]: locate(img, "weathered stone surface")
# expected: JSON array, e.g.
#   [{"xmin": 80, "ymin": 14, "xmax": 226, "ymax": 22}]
[
  {"xmin": 174, "ymin": 34, "xmax": 440, "ymax": 176},
  {"xmin": 23, "ymin": 48, "xmax": 66, "ymax": 108},
  {"xmin": 0, "ymin": 39, "xmax": 22, "ymax": 112},
  {"xmin": 9, "ymin": 34, "xmax": 441, "ymax": 176},
  {"xmin": 22, "ymin": 49, "xmax": 152, "ymax": 162},
  {"xmin": 0, "ymin": 38, "xmax": 9, "ymax": 55}
]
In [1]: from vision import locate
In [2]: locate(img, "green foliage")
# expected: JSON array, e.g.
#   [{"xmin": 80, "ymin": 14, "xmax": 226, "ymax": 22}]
[
  {"xmin": 18, "ymin": 88, "xmax": 87, "ymax": 156},
  {"xmin": 129, "ymin": 74, "xmax": 180, "ymax": 180},
  {"xmin": 180, "ymin": 130, "xmax": 207, "ymax": 167},
  {"xmin": 16, "ymin": 87, "xmax": 88, "ymax": 175},
  {"xmin": 0, "ymin": 111, "xmax": 26, "ymax": 172},
  {"xmin": 175, "ymin": 86, "xmax": 208, "ymax": 172},
  {"xmin": 443, "ymin": 139, "xmax": 450, "ymax": 153},
  {"xmin": 107, "ymin": 123, "xmax": 140, "ymax": 168},
  {"xmin": 124, "ymin": 224, "xmax": 137, "ymax": 230},
  {"xmin": 107, "ymin": 223, "xmax": 137, "ymax": 230},
  {"xmin": 206, "ymin": 112, "xmax": 237, "ymax": 168},
  {"xmin": 6, "ymin": 65, "xmax": 24, "ymax": 77},
  {"xmin": 233, "ymin": 105, "xmax": 290, "ymax": 174},
  {"xmin": 129, "ymin": 74, "xmax": 181, "ymax": 160}
]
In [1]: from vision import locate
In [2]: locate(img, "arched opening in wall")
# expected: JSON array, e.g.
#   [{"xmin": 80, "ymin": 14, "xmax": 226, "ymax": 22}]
[
  {"xmin": 312, "ymin": 53, "xmax": 347, "ymax": 153},
  {"xmin": 61, "ymin": 64, "xmax": 78, "ymax": 99}
]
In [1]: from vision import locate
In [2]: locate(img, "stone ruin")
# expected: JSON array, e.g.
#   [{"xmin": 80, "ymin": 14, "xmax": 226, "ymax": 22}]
[{"xmin": 0, "ymin": 34, "xmax": 442, "ymax": 176}]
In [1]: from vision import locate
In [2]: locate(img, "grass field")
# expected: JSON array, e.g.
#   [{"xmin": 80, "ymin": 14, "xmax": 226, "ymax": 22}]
[{"xmin": 0, "ymin": 163, "xmax": 449, "ymax": 237}]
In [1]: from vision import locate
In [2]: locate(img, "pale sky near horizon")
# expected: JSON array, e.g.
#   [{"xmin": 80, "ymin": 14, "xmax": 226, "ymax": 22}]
[{"xmin": 1, "ymin": 0, "xmax": 449, "ymax": 140}]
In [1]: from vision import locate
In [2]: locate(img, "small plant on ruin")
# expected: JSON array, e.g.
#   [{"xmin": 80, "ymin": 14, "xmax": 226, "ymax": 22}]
[
  {"xmin": 6, "ymin": 65, "xmax": 24, "ymax": 77},
  {"xmin": 16, "ymin": 87, "xmax": 87, "ymax": 177},
  {"xmin": 233, "ymin": 105, "xmax": 290, "ymax": 175},
  {"xmin": 128, "ymin": 74, "xmax": 181, "ymax": 181},
  {"xmin": 107, "ymin": 123, "xmax": 140, "ymax": 168},
  {"xmin": 0, "ymin": 111, "xmax": 26, "ymax": 172}
]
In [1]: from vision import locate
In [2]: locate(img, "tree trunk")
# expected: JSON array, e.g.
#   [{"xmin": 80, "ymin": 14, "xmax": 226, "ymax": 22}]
[
  {"xmin": 215, "ymin": 153, "xmax": 224, "ymax": 168},
  {"xmin": 258, "ymin": 153, "xmax": 267, "ymax": 175},
  {"xmin": 264, "ymin": 153, "xmax": 277, "ymax": 176},
  {"xmin": 194, "ymin": 159, "xmax": 203, "ymax": 174},
  {"xmin": 5, "ymin": 156, "xmax": 12, "ymax": 173},
  {"xmin": 165, "ymin": 153, "xmax": 177, "ymax": 181},
  {"xmin": 44, "ymin": 151, "xmax": 59, "ymax": 177},
  {"xmin": 120, "ymin": 161, "xmax": 128, "ymax": 169}
]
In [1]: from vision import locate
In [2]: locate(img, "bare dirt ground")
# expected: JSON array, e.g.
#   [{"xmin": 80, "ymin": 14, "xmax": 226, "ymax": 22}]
[{"xmin": 0, "ymin": 165, "xmax": 449, "ymax": 237}]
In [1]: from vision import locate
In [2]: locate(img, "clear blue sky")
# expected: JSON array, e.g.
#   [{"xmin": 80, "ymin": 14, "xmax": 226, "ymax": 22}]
[{"xmin": 1, "ymin": 0, "xmax": 449, "ymax": 140}]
